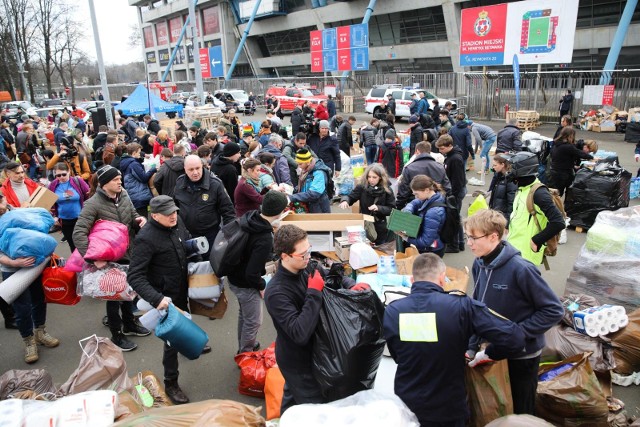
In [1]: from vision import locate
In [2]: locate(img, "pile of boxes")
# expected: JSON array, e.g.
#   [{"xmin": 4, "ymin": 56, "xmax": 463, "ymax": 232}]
[{"xmin": 579, "ymin": 106, "xmax": 639, "ymax": 133}]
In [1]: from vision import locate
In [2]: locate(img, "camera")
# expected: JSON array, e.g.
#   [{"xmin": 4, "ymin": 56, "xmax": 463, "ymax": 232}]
[
  {"xmin": 300, "ymin": 113, "xmax": 319, "ymax": 135},
  {"xmin": 59, "ymin": 136, "xmax": 79, "ymax": 160}
]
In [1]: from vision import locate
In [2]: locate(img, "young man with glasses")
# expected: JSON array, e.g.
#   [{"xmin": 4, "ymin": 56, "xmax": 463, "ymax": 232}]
[
  {"xmin": 264, "ymin": 224, "xmax": 368, "ymax": 414},
  {"xmin": 464, "ymin": 209, "xmax": 562, "ymax": 416}
]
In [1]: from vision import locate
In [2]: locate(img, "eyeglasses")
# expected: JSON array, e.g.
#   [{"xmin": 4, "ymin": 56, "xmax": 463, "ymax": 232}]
[
  {"xmin": 55, "ymin": 173, "xmax": 68, "ymax": 178},
  {"xmin": 289, "ymin": 247, "xmax": 312, "ymax": 260},
  {"xmin": 464, "ymin": 233, "xmax": 488, "ymax": 242}
]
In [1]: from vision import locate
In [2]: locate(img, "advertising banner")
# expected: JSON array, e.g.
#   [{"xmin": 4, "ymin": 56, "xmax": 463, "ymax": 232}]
[
  {"xmin": 158, "ymin": 49, "xmax": 170, "ymax": 66},
  {"xmin": 156, "ymin": 22, "xmax": 169, "ymax": 46},
  {"xmin": 143, "ymin": 27, "xmax": 154, "ymax": 48},
  {"xmin": 169, "ymin": 16, "xmax": 183, "ymax": 43},
  {"xmin": 202, "ymin": 6, "xmax": 220, "ymax": 35},
  {"xmin": 310, "ymin": 24, "xmax": 369, "ymax": 72},
  {"xmin": 459, "ymin": 0, "xmax": 578, "ymax": 66}
]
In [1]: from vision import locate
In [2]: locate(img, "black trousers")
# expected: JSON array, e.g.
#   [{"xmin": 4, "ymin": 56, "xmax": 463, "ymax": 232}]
[
  {"xmin": 163, "ymin": 342, "xmax": 179, "ymax": 381},
  {"xmin": 548, "ymin": 169, "xmax": 574, "ymax": 197},
  {"xmin": 60, "ymin": 218, "xmax": 77, "ymax": 253},
  {"xmin": 279, "ymin": 368, "xmax": 325, "ymax": 415},
  {"xmin": 508, "ymin": 355, "xmax": 541, "ymax": 415},
  {"xmin": 107, "ymin": 301, "xmax": 136, "ymax": 333}
]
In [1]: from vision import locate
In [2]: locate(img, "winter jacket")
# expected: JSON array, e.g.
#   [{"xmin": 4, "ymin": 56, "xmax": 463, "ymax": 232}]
[
  {"xmin": 327, "ymin": 99, "xmax": 336, "ymax": 118},
  {"xmin": 46, "ymin": 151, "xmax": 92, "ymax": 181},
  {"xmin": 471, "ymin": 123, "xmax": 496, "ymax": 143},
  {"xmin": 282, "ymin": 141, "xmax": 316, "ymax": 185},
  {"xmin": 174, "ymin": 171, "xmax": 236, "ymax": 237},
  {"xmin": 443, "ymin": 146, "xmax": 466, "ymax": 197},
  {"xmin": 0, "ymin": 177, "xmax": 38, "ymax": 208},
  {"xmin": 146, "ymin": 119, "xmax": 161, "ymax": 135},
  {"xmin": 259, "ymin": 145, "xmax": 292, "ymax": 185},
  {"xmin": 127, "ymin": 217, "xmax": 191, "ymax": 311},
  {"xmin": 306, "ymin": 134, "xmax": 341, "ymax": 172},
  {"xmin": 314, "ymin": 104, "xmax": 329, "ymax": 120},
  {"xmin": 396, "ymin": 154, "xmax": 451, "ymax": 209},
  {"xmin": 329, "ymin": 116, "xmax": 343, "ymax": 133},
  {"xmin": 488, "ymin": 172, "xmax": 516, "ymax": 223},
  {"xmin": 119, "ymin": 155, "xmax": 155, "ymax": 209},
  {"xmin": 496, "ymin": 125, "xmax": 522, "ymax": 153},
  {"xmin": 409, "ymin": 99, "xmax": 418, "ymax": 115},
  {"xmin": 290, "ymin": 159, "xmax": 332, "ymax": 213},
  {"xmin": 384, "ymin": 280, "xmax": 525, "ymax": 425},
  {"xmin": 53, "ymin": 127, "xmax": 66, "ymax": 149},
  {"xmin": 402, "ymin": 192, "xmax": 446, "ymax": 253},
  {"xmin": 507, "ymin": 179, "xmax": 566, "ymax": 265},
  {"xmin": 359, "ymin": 125, "xmax": 377, "ymax": 148},
  {"xmin": 387, "ymin": 97, "xmax": 396, "ymax": 116},
  {"xmin": 152, "ymin": 138, "xmax": 174, "ymax": 158},
  {"xmin": 211, "ymin": 154, "xmax": 239, "ymax": 203},
  {"xmin": 0, "ymin": 128, "xmax": 14, "ymax": 145},
  {"xmin": 123, "ymin": 118, "xmax": 139, "ymax": 142},
  {"xmin": 227, "ymin": 210, "xmax": 274, "ymax": 291},
  {"xmin": 416, "ymin": 98, "xmax": 429, "ymax": 116},
  {"xmin": 550, "ymin": 140, "xmax": 593, "ymax": 174},
  {"xmin": 409, "ymin": 123, "xmax": 423, "ymax": 157},
  {"xmin": 291, "ymin": 107, "xmax": 304, "ymax": 134},
  {"xmin": 234, "ymin": 177, "xmax": 263, "ymax": 217},
  {"xmin": 342, "ymin": 184, "xmax": 395, "ymax": 222},
  {"xmin": 92, "ymin": 132, "xmax": 107, "ymax": 152},
  {"xmin": 559, "ymin": 93, "xmax": 574, "ymax": 112},
  {"xmin": 72, "ymin": 187, "xmax": 140, "ymax": 262},
  {"xmin": 448, "ymin": 121, "xmax": 474, "ymax": 161},
  {"xmin": 469, "ymin": 241, "xmax": 563, "ymax": 357},
  {"xmin": 337, "ymin": 121, "xmax": 353, "ymax": 154},
  {"xmin": 48, "ymin": 176, "xmax": 90, "ymax": 217},
  {"xmin": 153, "ymin": 156, "xmax": 184, "ymax": 198},
  {"xmin": 431, "ymin": 104, "xmax": 441, "ymax": 125},
  {"xmin": 378, "ymin": 140, "xmax": 404, "ymax": 178}
]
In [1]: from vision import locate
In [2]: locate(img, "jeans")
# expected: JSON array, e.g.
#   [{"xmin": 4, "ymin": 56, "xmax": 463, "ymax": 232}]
[
  {"xmin": 364, "ymin": 145, "xmax": 377, "ymax": 165},
  {"xmin": 2, "ymin": 271, "xmax": 46, "ymax": 338},
  {"xmin": 228, "ymin": 283, "xmax": 263, "ymax": 353},
  {"xmin": 454, "ymin": 189, "xmax": 467, "ymax": 250},
  {"xmin": 107, "ymin": 301, "xmax": 136, "ymax": 333},
  {"xmin": 508, "ymin": 356, "xmax": 541, "ymax": 415},
  {"xmin": 163, "ymin": 341, "xmax": 179, "ymax": 381},
  {"xmin": 279, "ymin": 368, "xmax": 325, "ymax": 415},
  {"xmin": 479, "ymin": 136, "xmax": 496, "ymax": 171},
  {"xmin": 60, "ymin": 218, "xmax": 77, "ymax": 253}
]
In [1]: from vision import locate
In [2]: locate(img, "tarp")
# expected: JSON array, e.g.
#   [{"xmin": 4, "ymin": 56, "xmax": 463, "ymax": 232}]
[{"xmin": 117, "ymin": 84, "xmax": 183, "ymax": 116}]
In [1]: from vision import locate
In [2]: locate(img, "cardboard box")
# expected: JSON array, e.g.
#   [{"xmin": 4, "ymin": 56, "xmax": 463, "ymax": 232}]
[
  {"xmin": 334, "ymin": 237, "xmax": 352, "ymax": 261},
  {"xmin": 282, "ymin": 213, "xmax": 374, "ymax": 252},
  {"xmin": 590, "ymin": 124, "xmax": 602, "ymax": 133},
  {"xmin": 27, "ymin": 186, "xmax": 58, "ymax": 210},
  {"xmin": 393, "ymin": 246, "xmax": 469, "ymax": 292}
]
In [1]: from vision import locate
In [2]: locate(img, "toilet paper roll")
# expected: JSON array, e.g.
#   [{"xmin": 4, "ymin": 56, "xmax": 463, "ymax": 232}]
[
  {"xmin": 586, "ymin": 327, "xmax": 599, "ymax": 337},
  {"xmin": 608, "ymin": 322, "xmax": 619, "ymax": 334},
  {"xmin": 598, "ymin": 324, "xmax": 609, "ymax": 336},
  {"xmin": 618, "ymin": 315, "xmax": 629, "ymax": 328},
  {"xmin": 612, "ymin": 305, "xmax": 626, "ymax": 316},
  {"xmin": 583, "ymin": 313, "xmax": 598, "ymax": 327}
]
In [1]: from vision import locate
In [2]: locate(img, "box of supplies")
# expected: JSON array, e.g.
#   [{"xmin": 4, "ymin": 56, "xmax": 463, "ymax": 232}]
[
  {"xmin": 334, "ymin": 237, "xmax": 352, "ymax": 261},
  {"xmin": 27, "ymin": 186, "xmax": 58, "ymax": 210},
  {"xmin": 282, "ymin": 213, "xmax": 374, "ymax": 252}
]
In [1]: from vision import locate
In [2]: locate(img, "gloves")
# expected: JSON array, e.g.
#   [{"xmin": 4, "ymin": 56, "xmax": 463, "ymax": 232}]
[
  {"xmin": 307, "ymin": 270, "xmax": 324, "ymax": 292},
  {"xmin": 351, "ymin": 283, "xmax": 371, "ymax": 292},
  {"xmin": 468, "ymin": 350, "xmax": 493, "ymax": 368},
  {"xmin": 464, "ymin": 350, "xmax": 476, "ymax": 362}
]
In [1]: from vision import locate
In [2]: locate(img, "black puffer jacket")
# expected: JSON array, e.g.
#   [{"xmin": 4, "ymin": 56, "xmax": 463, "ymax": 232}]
[
  {"xmin": 396, "ymin": 154, "xmax": 451, "ymax": 210},
  {"xmin": 291, "ymin": 107, "xmax": 304, "ymax": 135},
  {"xmin": 409, "ymin": 123, "xmax": 424, "ymax": 157},
  {"xmin": 342, "ymin": 184, "xmax": 395, "ymax": 222},
  {"xmin": 226, "ymin": 210, "xmax": 274, "ymax": 291},
  {"xmin": 337, "ymin": 121, "xmax": 353, "ymax": 154},
  {"xmin": 127, "ymin": 217, "xmax": 191, "ymax": 311},
  {"xmin": 211, "ymin": 154, "xmax": 239, "ymax": 203},
  {"xmin": 359, "ymin": 125, "xmax": 377, "ymax": 147},
  {"xmin": 488, "ymin": 172, "xmax": 517, "ymax": 223}
]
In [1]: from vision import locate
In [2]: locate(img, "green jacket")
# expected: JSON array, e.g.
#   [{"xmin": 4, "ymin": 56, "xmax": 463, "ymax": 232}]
[{"xmin": 507, "ymin": 180, "xmax": 547, "ymax": 265}]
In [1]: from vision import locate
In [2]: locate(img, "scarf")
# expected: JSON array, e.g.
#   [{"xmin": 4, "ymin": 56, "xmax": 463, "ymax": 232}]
[
  {"xmin": 365, "ymin": 184, "xmax": 386, "ymax": 200},
  {"xmin": 241, "ymin": 167, "xmax": 261, "ymax": 190},
  {"xmin": 296, "ymin": 159, "xmax": 317, "ymax": 193}
]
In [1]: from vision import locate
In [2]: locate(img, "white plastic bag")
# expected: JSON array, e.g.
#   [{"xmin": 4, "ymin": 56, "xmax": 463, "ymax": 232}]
[
  {"xmin": 558, "ymin": 217, "xmax": 570, "ymax": 245},
  {"xmin": 348, "ymin": 242, "xmax": 379, "ymax": 270}
]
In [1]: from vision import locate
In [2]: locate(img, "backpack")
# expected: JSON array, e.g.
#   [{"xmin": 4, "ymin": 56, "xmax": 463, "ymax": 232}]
[
  {"xmin": 209, "ymin": 218, "xmax": 250, "ymax": 277},
  {"xmin": 429, "ymin": 195, "xmax": 461, "ymax": 244},
  {"xmin": 526, "ymin": 183, "xmax": 566, "ymax": 264},
  {"xmin": 314, "ymin": 167, "xmax": 335, "ymax": 199}
]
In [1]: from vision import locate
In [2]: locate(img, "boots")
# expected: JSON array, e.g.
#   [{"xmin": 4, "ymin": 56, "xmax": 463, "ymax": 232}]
[
  {"xmin": 164, "ymin": 379, "xmax": 189, "ymax": 405},
  {"xmin": 23, "ymin": 335, "xmax": 38, "ymax": 364},
  {"xmin": 34, "ymin": 326, "xmax": 60, "ymax": 348}
]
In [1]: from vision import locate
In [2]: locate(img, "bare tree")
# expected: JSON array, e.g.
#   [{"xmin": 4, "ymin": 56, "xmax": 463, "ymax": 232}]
[
  {"xmin": 0, "ymin": 14, "xmax": 19, "ymax": 97},
  {"xmin": 6, "ymin": 0, "xmax": 38, "ymax": 103},
  {"xmin": 35, "ymin": 0, "xmax": 68, "ymax": 98},
  {"xmin": 128, "ymin": 23, "xmax": 141, "ymax": 50}
]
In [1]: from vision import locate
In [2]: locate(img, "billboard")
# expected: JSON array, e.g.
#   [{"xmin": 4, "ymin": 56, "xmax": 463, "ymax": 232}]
[
  {"xmin": 459, "ymin": 0, "xmax": 578, "ymax": 66},
  {"xmin": 310, "ymin": 24, "xmax": 369, "ymax": 73}
]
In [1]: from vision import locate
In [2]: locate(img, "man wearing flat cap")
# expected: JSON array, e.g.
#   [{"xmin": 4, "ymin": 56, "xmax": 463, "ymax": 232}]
[
  {"xmin": 127, "ymin": 195, "xmax": 205, "ymax": 405},
  {"xmin": 73, "ymin": 165, "xmax": 149, "ymax": 352}
]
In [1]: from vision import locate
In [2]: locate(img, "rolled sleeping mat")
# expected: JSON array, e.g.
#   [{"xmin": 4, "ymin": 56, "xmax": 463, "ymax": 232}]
[{"xmin": 0, "ymin": 257, "xmax": 50, "ymax": 304}]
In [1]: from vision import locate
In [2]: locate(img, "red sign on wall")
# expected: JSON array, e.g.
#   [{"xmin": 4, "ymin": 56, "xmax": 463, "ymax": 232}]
[
  {"xmin": 602, "ymin": 85, "xmax": 615, "ymax": 106},
  {"xmin": 143, "ymin": 27, "xmax": 154, "ymax": 48},
  {"xmin": 338, "ymin": 49, "xmax": 351, "ymax": 71},
  {"xmin": 337, "ymin": 26, "xmax": 350, "ymax": 50},
  {"xmin": 169, "ymin": 16, "xmax": 183, "ymax": 43},
  {"xmin": 200, "ymin": 48, "xmax": 211, "ymax": 78},
  {"xmin": 156, "ymin": 22, "xmax": 169, "ymax": 46},
  {"xmin": 310, "ymin": 30, "xmax": 323, "ymax": 52},
  {"xmin": 202, "ymin": 6, "xmax": 220, "ymax": 35},
  {"xmin": 311, "ymin": 51, "xmax": 323, "ymax": 72}
]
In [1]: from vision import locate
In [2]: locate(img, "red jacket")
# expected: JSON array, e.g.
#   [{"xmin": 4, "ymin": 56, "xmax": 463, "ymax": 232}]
[
  {"xmin": 314, "ymin": 104, "xmax": 329, "ymax": 120},
  {"xmin": 1, "ymin": 178, "xmax": 39, "ymax": 208},
  {"xmin": 153, "ymin": 139, "xmax": 175, "ymax": 159}
]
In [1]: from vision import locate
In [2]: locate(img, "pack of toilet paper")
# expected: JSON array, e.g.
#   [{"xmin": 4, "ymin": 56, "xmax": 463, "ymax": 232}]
[{"xmin": 573, "ymin": 305, "xmax": 629, "ymax": 337}]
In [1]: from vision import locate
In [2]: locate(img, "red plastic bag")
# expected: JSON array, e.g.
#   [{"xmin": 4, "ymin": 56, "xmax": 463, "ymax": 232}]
[
  {"xmin": 234, "ymin": 343, "xmax": 276, "ymax": 397},
  {"xmin": 84, "ymin": 219, "xmax": 129, "ymax": 261},
  {"xmin": 64, "ymin": 249, "xmax": 85, "ymax": 273},
  {"xmin": 42, "ymin": 254, "xmax": 80, "ymax": 305}
]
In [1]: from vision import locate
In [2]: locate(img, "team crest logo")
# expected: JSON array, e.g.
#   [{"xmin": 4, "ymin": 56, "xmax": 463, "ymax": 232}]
[
  {"xmin": 474, "ymin": 10, "xmax": 491, "ymax": 37},
  {"xmin": 202, "ymin": 194, "xmax": 209, "ymax": 201}
]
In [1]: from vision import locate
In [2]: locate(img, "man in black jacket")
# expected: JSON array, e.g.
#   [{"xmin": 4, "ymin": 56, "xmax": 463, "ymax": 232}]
[
  {"xmin": 173, "ymin": 155, "xmax": 235, "ymax": 256},
  {"xmin": 306, "ymin": 120, "xmax": 341, "ymax": 175},
  {"xmin": 127, "ymin": 196, "xmax": 201, "ymax": 405},
  {"xmin": 228, "ymin": 191, "xmax": 289, "ymax": 354},
  {"xmin": 143, "ymin": 115, "xmax": 161, "ymax": 135},
  {"xmin": 264, "ymin": 225, "xmax": 366, "ymax": 414},
  {"xmin": 154, "ymin": 144, "xmax": 186, "ymax": 198},
  {"xmin": 558, "ymin": 90, "xmax": 574, "ymax": 124},
  {"xmin": 437, "ymin": 135, "xmax": 467, "ymax": 253},
  {"xmin": 210, "ymin": 142, "xmax": 241, "ymax": 203},
  {"xmin": 291, "ymin": 105, "xmax": 304, "ymax": 135},
  {"xmin": 386, "ymin": 93, "xmax": 396, "ymax": 116},
  {"xmin": 337, "ymin": 116, "xmax": 356, "ymax": 156}
]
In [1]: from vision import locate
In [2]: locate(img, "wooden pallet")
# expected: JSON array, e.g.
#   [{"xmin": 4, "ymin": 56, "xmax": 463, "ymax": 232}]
[{"xmin": 516, "ymin": 110, "xmax": 541, "ymax": 130}]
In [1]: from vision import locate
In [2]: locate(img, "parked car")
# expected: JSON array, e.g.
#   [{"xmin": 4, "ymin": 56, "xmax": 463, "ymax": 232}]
[
  {"xmin": 265, "ymin": 85, "xmax": 327, "ymax": 115},
  {"xmin": 77, "ymin": 100, "xmax": 121, "ymax": 113},
  {"xmin": 38, "ymin": 98, "xmax": 69, "ymax": 108},
  {"xmin": 215, "ymin": 89, "xmax": 249, "ymax": 112},
  {"xmin": 2, "ymin": 101, "xmax": 37, "ymax": 118},
  {"xmin": 364, "ymin": 85, "xmax": 457, "ymax": 119}
]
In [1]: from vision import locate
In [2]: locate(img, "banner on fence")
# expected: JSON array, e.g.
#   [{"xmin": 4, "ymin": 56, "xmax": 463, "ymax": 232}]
[
  {"xmin": 460, "ymin": 0, "xmax": 579, "ymax": 67},
  {"xmin": 582, "ymin": 85, "xmax": 615, "ymax": 106}
]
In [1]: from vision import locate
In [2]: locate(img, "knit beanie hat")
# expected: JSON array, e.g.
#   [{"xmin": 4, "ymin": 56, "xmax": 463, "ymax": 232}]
[
  {"xmin": 261, "ymin": 190, "xmax": 289, "ymax": 216},
  {"xmin": 97, "ymin": 165, "xmax": 121, "ymax": 187},
  {"xmin": 319, "ymin": 120, "xmax": 330, "ymax": 129},
  {"xmin": 295, "ymin": 148, "xmax": 313, "ymax": 163},
  {"xmin": 385, "ymin": 129, "xmax": 396, "ymax": 140},
  {"xmin": 192, "ymin": 120, "xmax": 201, "ymax": 129},
  {"xmin": 409, "ymin": 115, "xmax": 419, "ymax": 123},
  {"xmin": 223, "ymin": 142, "xmax": 240, "ymax": 157}
]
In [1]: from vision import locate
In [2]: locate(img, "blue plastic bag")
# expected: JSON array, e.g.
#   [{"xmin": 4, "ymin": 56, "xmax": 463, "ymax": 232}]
[
  {"xmin": 0, "ymin": 228, "xmax": 58, "ymax": 265},
  {"xmin": 155, "ymin": 303, "xmax": 208, "ymax": 360},
  {"xmin": 0, "ymin": 208, "xmax": 54, "ymax": 236}
]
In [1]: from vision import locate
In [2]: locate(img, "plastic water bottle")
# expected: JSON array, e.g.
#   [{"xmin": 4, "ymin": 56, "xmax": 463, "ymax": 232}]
[{"xmin": 630, "ymin": 178, "xmax": 640, "ymax": 200}]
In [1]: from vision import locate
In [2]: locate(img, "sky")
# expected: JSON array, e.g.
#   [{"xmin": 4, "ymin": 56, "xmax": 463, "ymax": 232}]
[{"xmin": 76, "ymin": 0, "xmax": 142, "ymax": 65}]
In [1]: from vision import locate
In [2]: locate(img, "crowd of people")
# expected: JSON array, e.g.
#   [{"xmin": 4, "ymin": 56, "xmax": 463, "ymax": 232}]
[{"xmin": 0, "ymin": 90, "xmax": 610, "ymax": 422}]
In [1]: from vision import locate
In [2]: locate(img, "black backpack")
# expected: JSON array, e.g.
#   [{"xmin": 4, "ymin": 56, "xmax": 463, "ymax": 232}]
[
  {"xmin": 209, "ymin": 219, "xmax": 250, "ymax": 277},
  {"xmin": 428, "ymin": 195, "xmax": 460, "ymax": 244},
  {"xmin": 315, "ymin": 168, "xmax": 335, "ymax": 199}
]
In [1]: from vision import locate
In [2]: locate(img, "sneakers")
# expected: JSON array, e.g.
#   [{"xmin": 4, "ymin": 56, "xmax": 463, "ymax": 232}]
[
  {"xmin": 23, "ymin": 336, "xmax": 38, "ymax": 364},
  {"xmin": 164, "ymin": 379, "xmax": 189, "ymax": 405},
  {"xmin": 111, "ymin": 332, "xmax": 138, "ymax": 352},
  {"xmin": 34, "ymin": 326, "xmax": 60, "ymax": 348},
  {"xmin": 445, "ymin": 245, "xmax": 460, "ymax": 254},
  {"xmin": 102, "ymin": 315, "xmax": 109, "ymax": 328},
  {"xmin": 122, "ymin": 321, "xmax": 151, "ymax": 337}
]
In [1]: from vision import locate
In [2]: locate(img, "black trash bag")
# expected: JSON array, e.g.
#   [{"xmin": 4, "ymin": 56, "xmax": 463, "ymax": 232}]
[
  {"xmin": 565, "ymin": 166, "xmax": 631, "ymax": 229},
  {"xmin": 312, "ymin": 287, "xmax": 386, "ymax": 401},
  {"xmin": 624, "ymin": 122, "xmax": 640, "ymax": 143},
  {"xmin": 324, "ymin": 262, "xmax": 346, "ymax": 290}
]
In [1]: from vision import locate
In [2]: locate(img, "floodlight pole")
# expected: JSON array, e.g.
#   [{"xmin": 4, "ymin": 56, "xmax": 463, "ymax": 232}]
[{"xmin": 88, "ymin": 0, "xmax": 115, "ymax": 129}]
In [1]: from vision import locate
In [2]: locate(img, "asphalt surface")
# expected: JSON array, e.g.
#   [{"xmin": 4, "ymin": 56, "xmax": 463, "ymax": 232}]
[{"xmin": 0, "ymin": 112, "xmax": 638, "ymax": 421}]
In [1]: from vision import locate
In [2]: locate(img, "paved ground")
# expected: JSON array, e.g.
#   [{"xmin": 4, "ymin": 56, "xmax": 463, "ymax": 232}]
[{"xmin": 0, "ymin": 112, "xmax": 637, "ymax": 420}]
